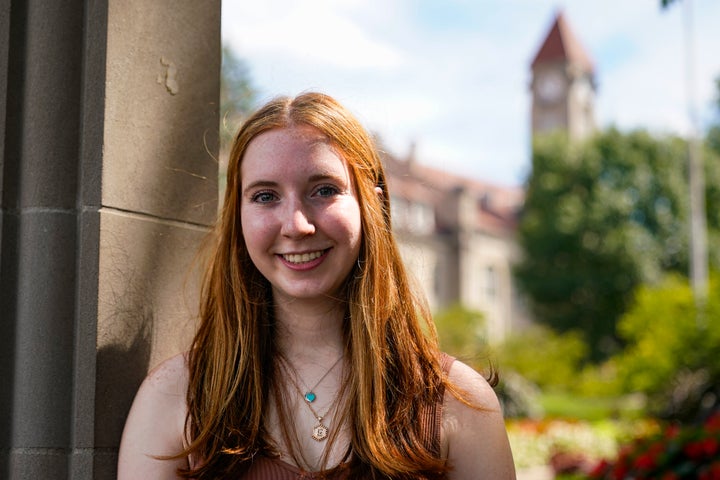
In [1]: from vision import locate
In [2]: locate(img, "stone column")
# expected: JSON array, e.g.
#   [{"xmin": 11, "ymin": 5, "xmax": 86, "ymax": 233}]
[{"xmin": 0, "ymin": 1, "xmax": 220, "ymax": 478}]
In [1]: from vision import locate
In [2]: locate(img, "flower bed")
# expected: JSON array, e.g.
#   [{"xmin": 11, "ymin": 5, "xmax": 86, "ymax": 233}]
[
  {"xmin": 587, "ymin": 412, "xmax": 720, "ymax": 479},
  {"xmin": 507, "ymin": 412, "xmax": 720, "ymax": 478},
  {"xmin": 507, "ymin": 418, "xmax": 655, "ymax": 471}
]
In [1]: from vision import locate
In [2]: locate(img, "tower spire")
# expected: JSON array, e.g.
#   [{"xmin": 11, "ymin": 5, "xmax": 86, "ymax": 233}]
[{"xmin": 531, "ymin": 10, "xmax": 594, "ymax": 74}]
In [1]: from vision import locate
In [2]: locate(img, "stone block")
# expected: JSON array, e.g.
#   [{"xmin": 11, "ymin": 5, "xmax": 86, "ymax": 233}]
[
  {"xmin": 0, "ymin": 0, "xmax": 9, "ymax": 193},
  {"xmin": 72, "ymin": 209, "xmax": 102, "ymax": 449},
  {"xmin": 102, "ymin": 0, "xmax": 220, "ymax": 226},
  {"xmin": 9, "ymin": 209, "xmax": 76, "ymax": 446},
  {"xmin": 94, "ymin": 207, "xmax": 206, "ymax": 448},
  {"xmin": 5, "ymin": 1, "xmax": 83, "ymax": 209},
  {"xmin": 7, "ymin": 449, "xmax": 68, "ymax": 479}
]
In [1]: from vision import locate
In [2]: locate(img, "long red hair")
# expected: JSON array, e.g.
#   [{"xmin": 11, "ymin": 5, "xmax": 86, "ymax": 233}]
[{"xmin": 182, "ymin": 92, "xmax": 450, "ymax": 478}]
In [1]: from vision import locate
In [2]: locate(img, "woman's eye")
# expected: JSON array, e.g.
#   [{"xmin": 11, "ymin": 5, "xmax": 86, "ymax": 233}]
[
  {"xmin": 315, "ymin": 185, "xmax": 339, "ymax": 197},
  {"xmin": 251, "ymin": 191, "xmax": 276, "ymax": 203}
]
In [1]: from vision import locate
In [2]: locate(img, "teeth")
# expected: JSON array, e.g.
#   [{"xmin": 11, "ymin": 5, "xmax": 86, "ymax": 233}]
[{"xmin": 283, "ymin": 250, "xmax": 324, "ymax": 264}]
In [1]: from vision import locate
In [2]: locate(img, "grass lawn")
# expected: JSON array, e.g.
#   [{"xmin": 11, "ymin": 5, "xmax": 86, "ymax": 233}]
[{"xmin": 539, "ymin": 391, "xmax": 646, "ymax": 421}]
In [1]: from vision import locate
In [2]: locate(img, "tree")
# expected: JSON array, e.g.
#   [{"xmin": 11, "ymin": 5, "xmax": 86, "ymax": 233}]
[
  {"xmin": 220, "ymin": 45, "xmax": 258, "ymax": 152},
  {"xmin": 218, "ymin": 45, "xmax": 258, "ymax": 198},
  {"xmin": 514, "ymin": 128, "xmax": 713, "ymax": 361},
  {"xmin": 706, "ymin": 76, "xmax": 720, "ymax": 260}
]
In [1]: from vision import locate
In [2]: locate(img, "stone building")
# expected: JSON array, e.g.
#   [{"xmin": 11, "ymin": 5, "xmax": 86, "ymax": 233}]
[
  {"xmin": 385, "ymin": 10, "xmax": 597, "ymax": 344},
  {"xmin": 383, "ymin": 149, "xmax": 528, "ymax": 344},
  {"xmin": 530, "ymin": 10, "xmax": 597, "ymax": 141}
]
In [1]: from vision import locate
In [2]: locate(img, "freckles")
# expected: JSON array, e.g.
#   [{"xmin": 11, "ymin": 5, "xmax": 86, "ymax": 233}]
[
  {"xmin": 240, "ymin": 209, "xmax": 268, "ymax": 241},
  {"xmin": 243, "ymin": 215, "xmax": 274, "ymax": 238}
]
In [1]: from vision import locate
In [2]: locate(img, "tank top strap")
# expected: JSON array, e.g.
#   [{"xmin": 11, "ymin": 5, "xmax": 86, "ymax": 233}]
[{"xmin": 420, "ymin": 352, "xmax": 455, "ymax": 456}]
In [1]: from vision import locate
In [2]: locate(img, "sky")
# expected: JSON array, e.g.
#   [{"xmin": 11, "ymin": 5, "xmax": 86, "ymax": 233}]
[{"xmin": 221, "ymin": 0, "xmax": 720, "ymax": 187}]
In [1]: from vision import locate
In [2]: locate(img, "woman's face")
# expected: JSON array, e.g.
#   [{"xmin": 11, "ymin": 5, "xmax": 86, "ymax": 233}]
[{"xmin": 240, "ymin": 125, "xmax": 363, "ymax": 305}]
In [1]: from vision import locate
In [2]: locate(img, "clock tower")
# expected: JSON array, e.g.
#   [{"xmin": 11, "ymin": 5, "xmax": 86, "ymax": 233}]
[{"xmin": 531, "ymin": 11, "xmax": 596, "ymax": 141}]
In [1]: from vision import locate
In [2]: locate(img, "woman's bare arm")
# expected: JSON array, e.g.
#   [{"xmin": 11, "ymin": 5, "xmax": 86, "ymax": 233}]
[
  {"xmin": 117, "ymin": 353, "xmax": 189, "ymax": 480},
  {"xmin": 442, "ymin": 360, "xmax": 516, "ymax": 479}
]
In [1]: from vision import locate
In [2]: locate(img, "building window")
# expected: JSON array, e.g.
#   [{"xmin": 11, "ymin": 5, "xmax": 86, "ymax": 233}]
[
  {"xmin": 391, "ymin": 196, "xmax": 435, "ymax": 234},
  {"xmin": 390, "ymin": 196, "xmax": 406, "ymax": 230},
  {"xmin": 485, "ymin": 266, "xmax": 497, "ymax": 301},
  {"xmin": 409, "ymin": 202, "xmax": 434, "ymax": 234}
]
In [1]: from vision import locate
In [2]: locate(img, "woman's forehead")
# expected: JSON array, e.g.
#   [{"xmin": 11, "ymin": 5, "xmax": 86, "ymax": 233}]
[{"xmin": 241, "ymin": 126, "xmax": 353, "ymax": 182}]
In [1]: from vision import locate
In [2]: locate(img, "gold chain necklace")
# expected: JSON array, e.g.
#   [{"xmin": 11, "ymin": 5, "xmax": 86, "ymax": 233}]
[
  {"xmin": 296, "ymin": 355, "xmax": 344, "ymax": 403},
  {"xmin": 281, "ymin": 357, "xmax": 344, "ymax": 442}
]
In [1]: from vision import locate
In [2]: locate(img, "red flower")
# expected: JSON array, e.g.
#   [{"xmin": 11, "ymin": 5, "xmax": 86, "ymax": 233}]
[
  {"xmin": 588, "ymin": 417, "xmax": 720, "ymax": 480},
  {"xmin": 634, "ymin": 452, "xmax": 656, "ymax": 470},
  {"xmin": 698, "ymin": 466, "xmax": 720, "ymax": 480},
  {"xmin": 706, "ymin": 412, "xmax": 720, "ymax": 433},
  {"xmin": 684, "ymin": 440, "xmax": 707, "ymax": 460},
  {"xmin": 709, "ymin": 461, "xmax": 720, "ymax": 477},
  {"xmin": 701, "ymin": 437, "xmax": 719, "ymax": 457},
  {"xmin": 647, "ymin": 440, "xmax": 665, "ymax": 456},
  {"xmin": 612, "ymin": 463, "xmax": 630, "ymax": 480},
  {"xmin": 665, "ymin": 424, "xmax": 681, "ymax": 439},
  {"xmin": 617, "ymin": 444, "xmax": 634, "ymax": 462},
  {"xmin": 588, "ymin": 459, "xmax": 611, "ymax": 478}
]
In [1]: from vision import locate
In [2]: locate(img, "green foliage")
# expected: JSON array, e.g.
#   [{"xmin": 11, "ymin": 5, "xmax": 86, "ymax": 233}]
[
  {"xmin": 433, "ymin": 303, "xmax": 487, "ymax": 361},
  {"xmin": 660, "ymin": 0, "xmax": 680, "ymax": 9},
  {"xmin": 220, "ymin": 45, "xmax": 258, "ymax": 151},
  {"xmin": 496, "ymin": 325, "xmax": 587, "ymax": 392},
  {"xmin": 538, "ymin": 389, "xmax": 645, "ymax": 421},
  {"xmin": 515, "ymin": 128, "xmax": 704, "ymax": 360},
  {"xmin": 610, "ymin": 273, "xmax": 720, "ymax": 419},
  {"xmin": 540, "ymin": 393, "xmax": 622, "ymax": 422},
  {"xmin": 705, "ymin": 76, "xmax": 720, "ymax": 267}
]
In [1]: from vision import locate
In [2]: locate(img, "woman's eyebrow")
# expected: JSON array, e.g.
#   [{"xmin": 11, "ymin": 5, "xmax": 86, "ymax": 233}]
[
  {"xmin": 242, "ymin": 171, "xmax": 349, "ymax": 195},
  {"xmin": 308, "ymin": 172, "xmax": 345, "ymax": 183},
  {"xmin": 242, "ymin": 180, "xmax": 277, "ymax": 195}
]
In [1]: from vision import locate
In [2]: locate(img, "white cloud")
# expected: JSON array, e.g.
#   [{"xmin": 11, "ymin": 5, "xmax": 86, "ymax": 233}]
[
  {"xmin": 222, "ymin": 0, "xmax": 405, "ymax": 70},
  {"xmin": 222, "ymin": 0, "xmax": 720, "ymax": 186}
]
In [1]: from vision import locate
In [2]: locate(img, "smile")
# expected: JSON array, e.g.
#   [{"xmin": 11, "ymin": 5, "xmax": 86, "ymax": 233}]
[{"xmin": 282, "ymin": 250, "xmax": 327, "ymax": 264}]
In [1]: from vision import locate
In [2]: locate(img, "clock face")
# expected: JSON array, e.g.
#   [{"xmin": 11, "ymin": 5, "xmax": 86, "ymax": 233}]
[{"xmin": 537, "ymin": 71, "xmax": 565, "ymax": 103}]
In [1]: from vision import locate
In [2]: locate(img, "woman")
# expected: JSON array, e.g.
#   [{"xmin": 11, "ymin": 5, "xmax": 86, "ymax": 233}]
[{"xmin": 118, "ymin": 92, "xmax": 516, "ymax": 479}]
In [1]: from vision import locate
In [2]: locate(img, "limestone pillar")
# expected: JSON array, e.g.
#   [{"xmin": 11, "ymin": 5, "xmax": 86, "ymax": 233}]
[{"xmin": 0, "ymin": 1, "xmax": 220, "ymax": 478}]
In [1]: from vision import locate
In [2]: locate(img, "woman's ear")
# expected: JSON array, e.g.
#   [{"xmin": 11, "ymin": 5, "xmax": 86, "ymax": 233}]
[{"xmin": 374, "ymin": 186, "xmax": 383, "ymax": 197}]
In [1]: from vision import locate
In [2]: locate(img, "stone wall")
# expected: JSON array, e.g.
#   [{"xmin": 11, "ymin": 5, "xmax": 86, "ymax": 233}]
[{"xmin": 0, "ymin": 1, "xmax": 220, "ymax": 478}]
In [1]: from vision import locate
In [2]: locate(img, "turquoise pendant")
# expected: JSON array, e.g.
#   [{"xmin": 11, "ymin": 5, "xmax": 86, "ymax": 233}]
[{"xmin": 304, "ymin": 392, "xmax": 316, "ymax": 403}]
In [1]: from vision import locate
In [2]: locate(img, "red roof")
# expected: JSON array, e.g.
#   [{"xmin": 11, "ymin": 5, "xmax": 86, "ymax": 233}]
[
  {"xmin": 531, "ymin": 11, "xmax": 594, "ymax": 72},
  {"xmin": 382, "ymin": 153, "xmax": 524, "ymax": 237}
]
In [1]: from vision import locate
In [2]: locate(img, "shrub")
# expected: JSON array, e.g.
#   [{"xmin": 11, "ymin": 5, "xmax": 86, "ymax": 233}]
[
  {"xmin": 496, "ymin": 325, "xmax": 588, "ymax": 392},
  {"xmin": 433, "ymin": 303, "xmax": 487, "ymax": 361},
  {"xmin": 611, "ymin": 273, "xmax": 720, "ymax": 420}
]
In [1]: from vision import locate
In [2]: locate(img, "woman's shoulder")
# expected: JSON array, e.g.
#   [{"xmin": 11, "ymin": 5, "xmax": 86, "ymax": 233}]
[
  {"xmin": 117, "ymin": 352, "xmax": 191, "ymax": 479},
  {"xmin": 123, "ymin": 351, "xmax": 190, "ymax": 434},
  {"xmin": 143, "ymin": 351, "xmax": 190, "ymax": 395},
  {"xmin": 441, "ymin": 359, "xmax": 516, "ymax": 479},
  {"xmin": 444, "ymin": 359, "xmax": 499, "ymax": 409}
]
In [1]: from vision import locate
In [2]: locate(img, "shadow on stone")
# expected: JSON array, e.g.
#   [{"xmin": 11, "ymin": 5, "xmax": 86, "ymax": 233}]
[{"xmin": 95, "ymin": 311, "xmax": 153, "ymax": 451}]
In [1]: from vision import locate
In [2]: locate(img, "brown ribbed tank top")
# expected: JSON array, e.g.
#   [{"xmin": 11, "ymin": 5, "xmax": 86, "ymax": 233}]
[{"xmin": 237, "ymin": 353, "xmax": 455, "ymax": 480}]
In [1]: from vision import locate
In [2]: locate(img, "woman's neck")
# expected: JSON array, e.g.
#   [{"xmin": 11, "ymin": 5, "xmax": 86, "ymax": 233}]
[{"xmin": 273, "ymin": 297, "xmax": 346, "ymax": 360}]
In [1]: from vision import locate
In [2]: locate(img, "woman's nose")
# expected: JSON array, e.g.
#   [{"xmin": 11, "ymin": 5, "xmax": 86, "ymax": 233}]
[{"xmin": 280, "ymin": 200, "xmax": 316, "ymax": 238}]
